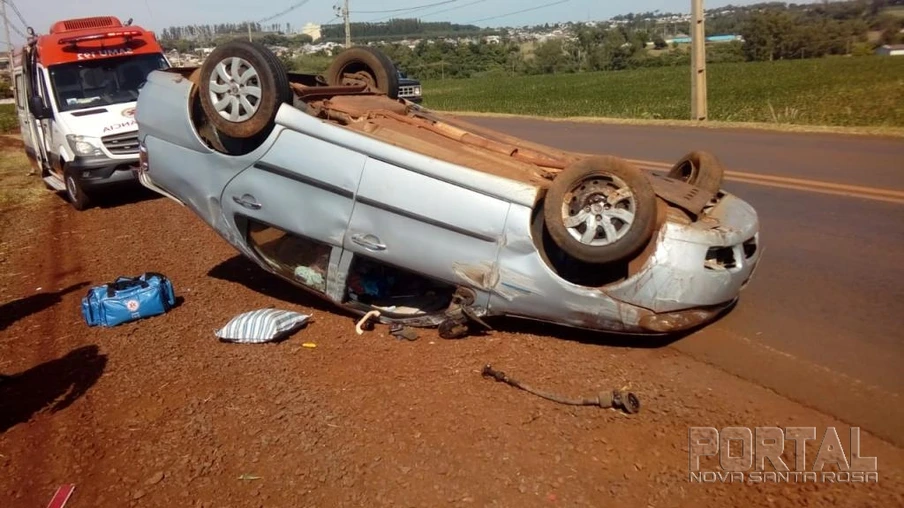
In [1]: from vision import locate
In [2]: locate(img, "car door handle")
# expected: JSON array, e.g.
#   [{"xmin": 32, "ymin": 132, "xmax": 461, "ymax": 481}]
[
  {"xmin": 232, "ymin": 194, "xmax": 262, "ymax": 210},
  {"xmin": 351, "ymin": 233, "xmax": 386, "ymax": 251}
]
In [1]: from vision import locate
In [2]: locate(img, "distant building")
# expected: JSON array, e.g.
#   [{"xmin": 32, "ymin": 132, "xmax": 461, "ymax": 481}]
[
  {"xmin": 668, "ymin": 34, "xmax": 743, "ymax": 45},
  {"xmin": 876, "ymin": 44, "xmax": 904, "ymax": 56},
  {"xmin": 302, "ymin": 23, "xmax": 321, "ymax": 42}
]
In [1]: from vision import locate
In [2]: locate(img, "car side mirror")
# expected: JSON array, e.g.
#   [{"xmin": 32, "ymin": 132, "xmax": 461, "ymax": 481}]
[{"xmin": 29, "ymin": 96, "xmax": 52, "ymax": 119}]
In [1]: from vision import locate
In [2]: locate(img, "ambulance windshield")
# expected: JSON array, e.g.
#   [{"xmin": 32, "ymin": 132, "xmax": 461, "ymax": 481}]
[{"xmin": 49, "ymin": 53, "xmax": 168, "ymax": 112}]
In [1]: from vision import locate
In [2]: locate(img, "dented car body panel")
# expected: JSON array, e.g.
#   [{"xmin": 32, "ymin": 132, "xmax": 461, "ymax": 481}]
[{"xmin": 135, "ymin": 68, "xmax": 761, "ymax": 336}]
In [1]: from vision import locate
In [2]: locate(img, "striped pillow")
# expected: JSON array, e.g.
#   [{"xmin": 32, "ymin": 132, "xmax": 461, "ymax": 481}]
[{"xmin": 215, "ymin": 308, "xmax": 311, "ymax": 344}]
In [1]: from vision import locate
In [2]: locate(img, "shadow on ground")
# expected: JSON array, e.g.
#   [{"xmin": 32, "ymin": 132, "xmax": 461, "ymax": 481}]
[
  {"xmin": 44, "ymin": 183, "xmax": 162, "ymax": 211},
  {"xmin": 208, "ymin": 255, "xmax": 740, "ymax": 350},
  {"xmin": 207, "ymin": 255, "xmax": 350, "ymax": 317},
  {"xmin": 91, "ymin": 184, "xmax": 162, "ymax": 209},
  {"xmin": 0, "ymin": 345, "xmax": 107, "ymax": 434},
  {"xmin": 0, "ymin": 282, "xmax": 90, "ymax": 332}
]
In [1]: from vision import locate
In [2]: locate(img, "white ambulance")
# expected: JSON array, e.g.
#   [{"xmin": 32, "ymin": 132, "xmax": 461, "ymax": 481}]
[{"xmin": 12, "ymin": 16, "xmax": 169, "ymax": 210}]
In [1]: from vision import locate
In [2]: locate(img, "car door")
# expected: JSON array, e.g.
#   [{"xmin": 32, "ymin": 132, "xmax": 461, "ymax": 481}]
[
  {"xmin": 18, "ymin": 67, "xmax": 53, "ymax": 174},
  {"xmin": 220, "ymin": 128, "xmax": 368, "ymax": 301},
  {"xmin": 13, "ymin": 70, "xmax": 39, "ymax": 167},
  {"xmin": 344, "ymin": 157, "xmax": 510, "ymax": 300}
]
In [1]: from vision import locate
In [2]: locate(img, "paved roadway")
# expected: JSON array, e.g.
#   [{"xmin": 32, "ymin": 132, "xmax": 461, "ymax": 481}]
[{"xmin": 462, "ymin": 115, "xmax": 904, "ymax": 446}]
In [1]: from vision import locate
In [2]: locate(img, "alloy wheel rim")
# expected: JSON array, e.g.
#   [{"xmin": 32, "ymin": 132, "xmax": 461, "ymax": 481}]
[
  {"xmin": 209, "ymin": 57, "xmax": 262, "ymax": 122},
  {"xmin": 560, "ymin": 174, "xmax": 637, "ymax": 247}
]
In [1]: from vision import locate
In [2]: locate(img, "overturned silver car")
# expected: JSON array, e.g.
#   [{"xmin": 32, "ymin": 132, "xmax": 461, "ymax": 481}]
[{"xmin": 134, "ymin": 41, "xmax": 761, "ymax": 338}]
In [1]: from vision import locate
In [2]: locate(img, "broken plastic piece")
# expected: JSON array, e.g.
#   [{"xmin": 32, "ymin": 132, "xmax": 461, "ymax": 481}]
[{"xmin": 356, "ymin": 310, "xmax": 381, "ymax": 335}]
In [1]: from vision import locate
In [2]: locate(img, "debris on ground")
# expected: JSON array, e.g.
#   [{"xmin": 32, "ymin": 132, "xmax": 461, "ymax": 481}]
[
  {"xmin": 355, "ymin": 310, "xmax": 381, "ymax": 335},
  {"xmin": 215, "ymin": 309, "xmax": 311, "ymax": 344},
  {"xmin": 389, "ymin": 324, "xmax": 419, "ymax": 341},
  {"xmin": 45, "ymin": 484, "xmax": 75, "ymax": 508},
  {"xmin": 144, "ymin": 471, "xmax": 165, "ymax": 486},
  {"xmin": 481, "ymin": 364, "xmax": 641, "ymax": 414}
]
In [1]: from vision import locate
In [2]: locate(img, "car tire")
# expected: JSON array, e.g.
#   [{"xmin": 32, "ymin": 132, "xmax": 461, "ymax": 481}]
[
  {"xmin": 198, "ymin": 40, "xmax": 292, "ymax": 143},
  {"xmin": 325, "ymin": 46, "xmax": 400, "ymax": 99},
  {"xmin": 543, "ymin": 156, "xmax": 657, "ymax": 265},
  {"xmin": 667, "ymin": 150, "xmax": 725, "ymax": 193},
  {"xmin": 65, "ymin": 171, "xmax": 91, "ymax": 211}
]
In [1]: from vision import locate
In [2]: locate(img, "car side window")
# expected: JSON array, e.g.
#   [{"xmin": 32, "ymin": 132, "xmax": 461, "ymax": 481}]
[
  {"xmin": 14, "ymin": 73, "xmax": 25, "ymax": 109},
  {"xmin": 247, "ymin": 220, "xmax": 331, "ymax": 293}
]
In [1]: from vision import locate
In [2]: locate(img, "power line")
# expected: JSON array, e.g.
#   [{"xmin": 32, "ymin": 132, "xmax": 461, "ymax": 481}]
[
  {"xmin": 365, "ymin": 0, "xmax": 466, "ymax": 23},
  {"xmin": 1, "ymin": 13, "xmax": 25, "ymax": 39},
  {"xmin": 353, "ymin": 0, "xmax": 457, "ymax": 14},
  {"xmin": 258, "ymin": 0, "xmax": 312, "ymax": 24},
  {"xmin": 2, "ymin": 0, "xmax": 27, "ymax": 30},
  {"xmin": 418, "ymin": 0, "xmax": 489, "ymax": 19},
  {"xmin": 467, "ymin": 0, "xmax": 570, "ymax": 24},
  {"xmin": 318, "ymin": 15, "xmax": 340, "ymax": 26}
]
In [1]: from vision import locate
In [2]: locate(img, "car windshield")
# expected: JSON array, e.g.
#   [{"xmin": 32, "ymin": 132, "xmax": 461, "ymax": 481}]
[{"xmin": 49, "ymin": 53, "xmax": 169, "ymax": 112}]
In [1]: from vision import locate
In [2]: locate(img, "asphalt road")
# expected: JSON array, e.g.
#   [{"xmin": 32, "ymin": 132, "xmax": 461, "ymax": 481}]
[{"xmin": 462, "ymin": 115, "xmax": 904, "ymax": 446}]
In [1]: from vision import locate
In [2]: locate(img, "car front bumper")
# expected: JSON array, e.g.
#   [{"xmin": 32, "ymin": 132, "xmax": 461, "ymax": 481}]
[
  {"xmin": 605, "ymin": 192, "xmax": 761, "ymax": 317},
  {"xmin": 66, "ymin": 154, "xmax": 140, "ymax": 189}
]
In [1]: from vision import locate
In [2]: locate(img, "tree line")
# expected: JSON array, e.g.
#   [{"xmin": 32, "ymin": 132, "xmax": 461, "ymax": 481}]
[
  {"xmin": 374, "ymin": 0, "xmax": 904, "ymax": 79},
  {"xmin": 160, "ymin": 22, "xmax": 293, "ymax": 42},
  {"xmin": 157, "ymin": 0, "xmax": 904, "ymax": 79},
  {"xmin": 319, "ymin": 19, "xmax": 490, "ymax": 41}
]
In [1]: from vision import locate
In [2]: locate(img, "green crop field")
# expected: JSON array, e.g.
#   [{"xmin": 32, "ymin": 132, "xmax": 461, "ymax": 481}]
[{"xmin": 420, "ymin": 57, "xmax": 904, "ymax": 128}]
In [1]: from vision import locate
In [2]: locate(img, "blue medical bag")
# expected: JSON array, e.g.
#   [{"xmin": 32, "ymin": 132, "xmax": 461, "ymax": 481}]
[{"xmin": 81, "ymin": 272, "xmax": 176, "ymax": 327}]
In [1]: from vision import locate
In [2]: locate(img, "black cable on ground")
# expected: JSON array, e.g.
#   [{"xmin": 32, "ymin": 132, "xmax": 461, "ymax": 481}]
[{"xmin": 481, "ymin": 364, "xmax": 640, "ymax": 414}]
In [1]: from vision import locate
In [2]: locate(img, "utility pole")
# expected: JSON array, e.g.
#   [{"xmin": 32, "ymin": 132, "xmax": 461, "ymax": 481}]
[
  {"xmin": 2, "ymin": 0, "xmax": 15, "ymax": 86},
  {"xmin": 343, "ymin": 0, "xmax": 351, "ymax": 47},
  {"xmin": 336, "ymin": 1, "xmax": 350, "ymax": 47},
  {"xmin": 690, "ymin": 0, "xmax": 707, "ymax": 121},
  {"xmin": 248, "ymin": 22, "xmax": 252, "ymax": 41}
]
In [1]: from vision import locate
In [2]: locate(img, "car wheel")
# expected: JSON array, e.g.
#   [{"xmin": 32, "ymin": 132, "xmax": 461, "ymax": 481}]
[
  {"xmin": 326, "ymin": 46, "xmax": 399, "ymax": 99},
  {"xmin": 543, "ymin": 156, "xmax": 657, "ymax": 265},
  {"xmin": 667, "ymin": 150, "xmax": 725, "ymax": 193},
  {"xmin": 65, "ymin": 172, "xmax": 91, "ymax": 211},
  {"xmin": 198, "ymin": 40, "xmax": 292, "ymax": 143}
]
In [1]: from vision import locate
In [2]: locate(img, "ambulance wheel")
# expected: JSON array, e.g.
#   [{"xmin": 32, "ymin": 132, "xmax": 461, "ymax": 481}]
[{"xmin": 65, "ymin": 171, "xmax": 91, "ymax": 211}]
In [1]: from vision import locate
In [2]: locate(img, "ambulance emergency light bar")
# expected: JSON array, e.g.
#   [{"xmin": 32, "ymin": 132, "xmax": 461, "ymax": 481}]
[{"xmin": 58, "ymin": 30, "xmax": 144, "ymax": 45}]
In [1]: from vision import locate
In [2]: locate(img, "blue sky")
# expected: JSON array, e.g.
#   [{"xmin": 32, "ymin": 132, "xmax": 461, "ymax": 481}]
[{"xmin": 4, "ymin": 0, "xmax": 803, "ymax": 46}]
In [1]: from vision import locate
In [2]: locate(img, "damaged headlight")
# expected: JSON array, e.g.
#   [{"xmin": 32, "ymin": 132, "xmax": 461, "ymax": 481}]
[{"xmin": 66, "ymin": 134, "xmax": 104, "ymax": 157}]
